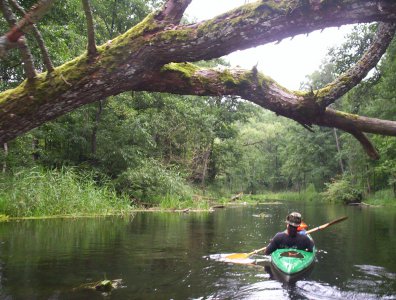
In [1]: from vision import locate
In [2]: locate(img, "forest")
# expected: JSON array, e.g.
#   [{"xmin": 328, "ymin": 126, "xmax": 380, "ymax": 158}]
[{"xmin": 0, "ymin": 0, "xmax": 395, "ymax": 217}]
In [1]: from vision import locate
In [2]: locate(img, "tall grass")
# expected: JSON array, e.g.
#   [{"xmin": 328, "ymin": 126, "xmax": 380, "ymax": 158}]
[
  {"xmin": 365, "ymin": 189, "xmax": 396, "ymax": 206},
  {"xmin": 0, "ymin": 167, "xmax": 132, "ymax": 217},
  {"xmin": 244, "ymin": 185, "xmax": 321, "ymax": 202},
  {"xmin": 158, "ymin": 194, "xmax": 210, "ymax": 210}
]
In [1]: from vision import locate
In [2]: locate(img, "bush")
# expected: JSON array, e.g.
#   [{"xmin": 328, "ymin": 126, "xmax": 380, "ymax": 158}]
[
  {"xmin": 322, "ymin": 177, "xmax": 362, "ymax": 204},
  {"xmin": 114, "ymin": 159, "xmax": 194, "ymax": 204}
]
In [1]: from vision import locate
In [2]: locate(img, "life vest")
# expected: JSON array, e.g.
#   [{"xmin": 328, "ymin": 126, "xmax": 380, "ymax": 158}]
[{"xmin": 297, "ymin": 221, "xmax": 308, "ymax": 232}]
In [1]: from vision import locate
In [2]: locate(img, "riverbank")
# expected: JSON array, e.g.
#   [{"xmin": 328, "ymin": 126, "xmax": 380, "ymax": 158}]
[
  {"xmin": 1, "ymin": 167, "xmax": 394, "ymax": 219},
  {"xmin": 1, "ymin": 192, "xmax": 394, "ymax": 220}
]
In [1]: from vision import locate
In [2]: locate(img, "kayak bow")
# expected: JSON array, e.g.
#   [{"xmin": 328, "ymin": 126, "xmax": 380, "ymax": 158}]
[{"xmin": 270, "ymin": 235, "xmax": 316, "ymax": 283}]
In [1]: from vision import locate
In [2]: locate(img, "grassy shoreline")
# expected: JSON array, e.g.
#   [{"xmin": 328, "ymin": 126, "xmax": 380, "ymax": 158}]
[
  {"xmin": 1, "ymin": 193, "xmax": 394, "ymax": 221},
  {"xmin": 1, "ymin": 167, "xmax": 394, "ymax": 220}
]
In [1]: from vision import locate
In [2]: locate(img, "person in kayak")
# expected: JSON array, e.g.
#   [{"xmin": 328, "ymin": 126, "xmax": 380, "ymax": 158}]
[{"xmin": 264, "ymin": 212, "xmax": 314, "ymax": 255}]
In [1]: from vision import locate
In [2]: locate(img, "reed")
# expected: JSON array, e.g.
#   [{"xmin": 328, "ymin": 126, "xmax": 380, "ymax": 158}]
[
  {"xmin": 365, "ymin": 189, "xmax": 396, "ymax": 206},
  {"xmin": 158, "ymin": 194, "xmax": 210, "ymax": 210},
  {"xmin": 245, "ymin": 189, "xmax": 321, "ymax": 203},
  {"xmin": 0, "ymin": 167, "xmax": 132, "ymax": 217}
]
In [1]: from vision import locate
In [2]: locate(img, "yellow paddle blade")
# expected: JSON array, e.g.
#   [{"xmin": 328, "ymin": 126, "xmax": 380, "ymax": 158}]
[
  {"xmin": 225, "ymin": 252, "xmax": 251, "ymax": 260},
  {"xmin": 225, "ymin": 247, "xmax": 266, "ymax": 259}
]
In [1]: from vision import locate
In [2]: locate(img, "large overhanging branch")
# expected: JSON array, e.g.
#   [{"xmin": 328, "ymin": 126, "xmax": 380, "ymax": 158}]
[
  {"xmin": 0, "ymin": 0, "xmax": 396, "ymax": 159},
  {"xmin": 133, "ymin": 63, "xmax": 395, "ymax": 159},
  {"xmin": 317, "ymin": 22, "xmax": 396, "ymax": 108}
]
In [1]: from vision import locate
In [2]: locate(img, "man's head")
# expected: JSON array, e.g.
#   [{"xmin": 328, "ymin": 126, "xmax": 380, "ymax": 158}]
[{"xmin": 286, "ymin": 212, "xmax": 302, "ymax": 227}]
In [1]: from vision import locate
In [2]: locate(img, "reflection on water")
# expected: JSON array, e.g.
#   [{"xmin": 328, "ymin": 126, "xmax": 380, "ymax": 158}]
[{"xmin": 0, "ymin": 203, "xmax": 395, "ymax": 299}]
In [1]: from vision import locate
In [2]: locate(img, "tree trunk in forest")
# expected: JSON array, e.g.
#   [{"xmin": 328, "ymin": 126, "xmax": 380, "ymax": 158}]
[
  {"xmin": 207, "ymin": 140, "xmax": 216, "ymax": 183},
  {"xmin": 333, "ymin": 128, "xmax": 344, "ymax": 174},
  {"xmin": 91, "ymin": 100, "xmax": 103, "ymax": 155},
  {"xmin": 32, "ymin": 138, "xmax": 39, "ymax": 160},
  {"xmin": 200, "ymin": 148, "xmax": 211, "ymax": 189},
  {"xmin": 2, "ymin": 143, "xmax": 7, "ymax": 173},
  {"xmin": 366, "ymin": 165, "xmax": 372, "ymax": 195}
]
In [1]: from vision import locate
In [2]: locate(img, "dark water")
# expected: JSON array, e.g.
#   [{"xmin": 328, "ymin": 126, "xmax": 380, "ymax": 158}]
[{"xmin": 0, "ymin": 202, "xmax": 395, "ymax": 299}]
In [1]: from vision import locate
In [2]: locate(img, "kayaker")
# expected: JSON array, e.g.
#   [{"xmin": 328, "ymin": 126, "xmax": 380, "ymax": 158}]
[{"xmin": 264, "ymin": 212, "xmax": 314, "ymax": 255}]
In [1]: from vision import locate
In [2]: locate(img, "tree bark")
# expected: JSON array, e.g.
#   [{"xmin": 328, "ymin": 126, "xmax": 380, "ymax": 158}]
[
  {"xmin": 333, "ymin": 128, "xmax": 344, "ymax": 174},
  {"xmin": 82, "ymin": 0, "xmax": 97, "ymax": 59},
  {"xmin": 0, "ymin": 0, "xmax": 396, "ymax": 159}
]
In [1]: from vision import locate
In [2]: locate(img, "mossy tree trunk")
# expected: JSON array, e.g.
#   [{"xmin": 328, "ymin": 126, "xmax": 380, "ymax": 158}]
[{"xmin": 1, "ymin": 0, "xmax": 396, "ymax": 159}]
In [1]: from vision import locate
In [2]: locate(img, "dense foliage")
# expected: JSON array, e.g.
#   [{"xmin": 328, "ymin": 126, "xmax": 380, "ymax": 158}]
[{"xmin": 0, "ymin": 2, "xmax": 395, "ymax": 216}]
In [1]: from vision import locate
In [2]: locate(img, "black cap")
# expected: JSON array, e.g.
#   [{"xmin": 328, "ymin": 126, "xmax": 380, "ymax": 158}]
[{"xmin": 286, "ymin": 212, "xmax": 302, "ymax": 227}]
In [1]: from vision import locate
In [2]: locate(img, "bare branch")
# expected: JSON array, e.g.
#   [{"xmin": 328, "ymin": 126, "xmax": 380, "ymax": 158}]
[
  {"xmin": 141, "ymin": 65, "xmax": 396, "ymax": 137},
  {"xmin": 346, "ymin": 128, "xmax": 379, "ymax": 160},
  {"xmin": 1, "ymin": 0, "xmax": 36, "ymax": 79},
  {"xmin": 318, "ymin": 109, "xmax": 396, "ymax": 137},
  {"xmin": 5, "ymin": 0, "xmax": 54, "ymax": 43},
  {"xmin": 317, "ymin": 22, "xmax": 396, "ymax": 108},
  {"xmin": 8, "ymin": 0, "xmax": 54, "ymax": 72},
  {"xmin": 82, "ymin": 0, "xmax": 97, "ymax": 59},
  {"xmin": 157, "ymin": 0, "xmax": 192, "ymax": 24}
]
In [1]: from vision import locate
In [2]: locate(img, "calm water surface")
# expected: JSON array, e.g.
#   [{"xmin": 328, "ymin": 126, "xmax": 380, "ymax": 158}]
[{"xmin": 0, "ymin": 201, "xmax": 395, "ymax": 299}]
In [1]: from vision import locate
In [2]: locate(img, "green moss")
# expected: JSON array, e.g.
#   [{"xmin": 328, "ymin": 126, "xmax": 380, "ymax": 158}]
[
  {"xmin": 95, "ymin": 12, "xmax": 162, "ymax": 70},
  {"xmin": 237, "ymin": 70, "xmax": 279, "ymax": 91},
  {"xmin": 0, "ymin": 87, "xmax": 18, "ymax": 104},
  {"xmin": 294, "ymin": 90, "xmax": 310, "ymax": 97},
  {"xmin": 218, "ymin": 70, "xmax": 239, "ymax": 87},
  {"xmin": 315, "ymin": 75, "xmax": 353, "ymax": 102},
  {"xmin": 333, "ymin": 110, "xmax": 360, "ymax": 120},
  {"xmin": 111, "ymin": 12, "xmax": 158, "ymax": 43},
  {"xmin": 248, "ymin": 1, "xmax": 287, "ymax": 17},
  {"xmin": 197, "ymin": 0, "xmax": 288, "ymax": 35},
  {"xmin": 0, "ymin": 52, "xmax": 92, "ymax": 115},
  {"xmin": 0, "ymin": 13, "xmax": 163, "ymax": 107},
  {"xmin": 156, "ymin": 29, "xmax": 192, "ymax": 42},
  {"xmin": 161, "ymin": 62, "xmax": 200, "ymax": 79}
]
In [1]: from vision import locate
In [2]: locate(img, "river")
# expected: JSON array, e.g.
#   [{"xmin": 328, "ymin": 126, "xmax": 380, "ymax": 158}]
[{"xmin": 0, "ymin": 201, "xmax": 395, "ymax": 299}]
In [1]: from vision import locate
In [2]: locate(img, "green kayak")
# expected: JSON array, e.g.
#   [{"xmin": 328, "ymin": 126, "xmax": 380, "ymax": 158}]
[{"xmin": 270, "ymin": 245, "xmax": 316, "ymax": 283}]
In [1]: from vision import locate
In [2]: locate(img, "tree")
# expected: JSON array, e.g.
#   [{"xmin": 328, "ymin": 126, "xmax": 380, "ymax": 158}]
[{"xmin": 0, "ymin": 0, "xmax": 396, "ymax": 160}]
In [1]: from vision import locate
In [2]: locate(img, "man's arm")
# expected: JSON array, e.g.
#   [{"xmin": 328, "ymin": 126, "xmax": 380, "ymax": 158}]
[
  {"xmin": 264, "ymin": 233, "xmax": 282, "ymax": 255},
  {"xmin": 305, "ymin": 236, "xmax": 315, "ymax": 252}
]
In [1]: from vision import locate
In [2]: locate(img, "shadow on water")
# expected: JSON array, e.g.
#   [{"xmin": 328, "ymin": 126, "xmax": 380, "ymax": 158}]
[{"xmin": 0, "ymin": 202, "xmax": 395, "ymax": 299}]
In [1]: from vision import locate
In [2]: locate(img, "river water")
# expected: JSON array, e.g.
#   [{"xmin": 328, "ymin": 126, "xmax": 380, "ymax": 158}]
[{"xmin": 0, "ymin": 201, "xmax": 395, "ymax": 299}]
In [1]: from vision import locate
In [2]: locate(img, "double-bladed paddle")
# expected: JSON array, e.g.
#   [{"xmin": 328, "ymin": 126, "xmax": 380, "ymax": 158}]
[
  {"xmin": 225, "ymin": 246, "xmax": 267, "ymax": 260},
  {"xmin": 225, "ymin": 216, "xmax": 348, "ymax": 260},
  {"xmin": 305, "ymin": 216, "xmax": 348, "ymax": 235}
]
